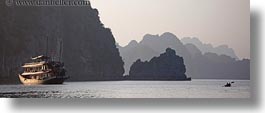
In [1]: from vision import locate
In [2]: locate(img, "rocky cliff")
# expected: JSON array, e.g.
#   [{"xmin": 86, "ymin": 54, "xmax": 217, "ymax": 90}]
[
  {"xmin": 128, "ymin": 48, "xmax": 189, "ymax": 80},
  {"xmin": 0, "ymin": 1, "xmax": 124, "ymax": 83}
]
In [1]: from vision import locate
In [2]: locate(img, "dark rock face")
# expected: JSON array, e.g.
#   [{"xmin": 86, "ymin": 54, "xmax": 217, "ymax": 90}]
[
  {"xmin": 128, "ymin": 48, "xmax": 188, "ymax": 80},
  {"xmin": 0, "ymin": 1, "xmax": 124, "ymax": 83}
]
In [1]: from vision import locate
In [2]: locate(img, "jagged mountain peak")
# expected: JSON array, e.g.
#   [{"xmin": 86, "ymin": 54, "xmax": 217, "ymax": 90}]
[
  {"xmin": 126, "ymin": 40, "xmax": 138, "ymax": 47},
  {"xmin": 161, "ymin": 32, "xmax": 178, "ymax": 39},
  {"xmin": 181, "ymin": 37, "xmax": 238, "ymax": 59}
]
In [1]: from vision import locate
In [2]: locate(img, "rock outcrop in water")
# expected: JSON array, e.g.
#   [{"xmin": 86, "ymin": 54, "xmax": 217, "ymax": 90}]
[
  {"xmin": 0, "ymin": 1, "xmax": 124, "ymax": 84},
  {"xmin": 128, "ymin": 48, "xmax": 189, "ymax": 80}
]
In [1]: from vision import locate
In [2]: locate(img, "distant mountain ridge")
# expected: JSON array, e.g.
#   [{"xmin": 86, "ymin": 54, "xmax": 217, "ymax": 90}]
[
  {"xmin": 181, "ymin": 37, "xmax": 239, "ymax": 59},
  {"xmin": 118, "ymin": 32, "xmax": 192, "ymax": 75},
  {"xmin": 118, "ymin": 32, "xmax": 250, "ymax": 79}
]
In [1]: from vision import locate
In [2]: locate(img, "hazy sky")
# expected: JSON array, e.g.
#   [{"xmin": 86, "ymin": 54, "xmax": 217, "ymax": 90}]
[{"xmin": 90, "ymin": 0, "xmax": 250, "ymax": 59}]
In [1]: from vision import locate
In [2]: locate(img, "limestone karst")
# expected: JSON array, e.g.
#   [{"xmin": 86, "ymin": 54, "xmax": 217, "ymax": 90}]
[{"xmin": 129, "ymin": 48, "xmax": 189, "ymax": 80}]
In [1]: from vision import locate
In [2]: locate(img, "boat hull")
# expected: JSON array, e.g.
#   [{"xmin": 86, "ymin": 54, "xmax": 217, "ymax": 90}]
[{"xmin": 19, "ymin": 75, "xmax": 67, "ymax": 85}]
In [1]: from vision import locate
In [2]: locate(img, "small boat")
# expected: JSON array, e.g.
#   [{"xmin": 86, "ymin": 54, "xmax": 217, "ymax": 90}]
[
  {"xmin": 224, "ymin": 83, "xmax": 231, "ymax": 87},
  {"xmin": 223, "ymin": 82, "xmax": 235, "ymax": 87},
  {"xmin": 19, "ymin": 55, "xmax": 69, "ymax": 85}
]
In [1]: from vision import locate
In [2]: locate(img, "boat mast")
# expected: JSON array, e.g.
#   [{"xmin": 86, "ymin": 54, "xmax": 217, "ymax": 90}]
[
  {"xmin": 59, "ymin": 39, "xmax": 63, "ymax": 62},
  {"xmin": 2, "ymin": 45, "xmax": 5, "ymax": 76},
  {"xmin": 46, "ymin": 37, "xmax": 49, "ymax": 57}
]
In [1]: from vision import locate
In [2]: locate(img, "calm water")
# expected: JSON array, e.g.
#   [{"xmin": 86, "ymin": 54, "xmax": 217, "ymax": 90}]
[{"xmin": 0, "ymin": 79, "xmax": 250, "ymax": 98}]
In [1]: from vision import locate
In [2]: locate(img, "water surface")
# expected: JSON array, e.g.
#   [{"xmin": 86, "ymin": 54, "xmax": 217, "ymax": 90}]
[{"xmin": 0, "ymin": 79, "xmax": 250, "ymax": 98}]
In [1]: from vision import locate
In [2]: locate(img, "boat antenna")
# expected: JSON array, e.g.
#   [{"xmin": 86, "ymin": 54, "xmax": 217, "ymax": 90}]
[
  {"xmin": 59, "ymin": 39, "xmax": 63, "ymax": 62},
  {"xmin": 46, "ymin": 37, "xmax": 49, "ymax": 57}
]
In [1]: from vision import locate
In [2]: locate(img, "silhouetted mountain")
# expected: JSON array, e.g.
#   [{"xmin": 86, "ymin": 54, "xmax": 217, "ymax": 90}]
[
  {"xmin": 140, "ymin": 33, "xmax": 191, "ymax": 59},
  {"xmin": 128, "ymin": 48, "xmax": 190, "ymax": 80},
  {"xmin": 184, "ymin": 43, "xmax": 202, "ymax": 58},
  {"xmin": 118, "ymin": 32, "xmax": 192, "ymax": 75},
  {"xmin": 185, "ymin": 43, "xmax": 250, "ymax": 79},
  {"xmin": 181, "ymin": 37, "xmax": 239, "ymax": 59},
  {"xmin": 0, "ymin": 1, "xmax": 124, "ymax": 84},
  {"xmin": 119, "ymin": 32, "xmax": 250, "ymax": 80},
  {"xmin": 118, "ymin": 40, "xmax": 159, "ymax": 75}
]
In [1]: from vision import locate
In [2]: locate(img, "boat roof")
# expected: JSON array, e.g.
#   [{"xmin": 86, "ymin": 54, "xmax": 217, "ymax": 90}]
[
  {"xmin": 31, "ymin": 55, "xmax": 50, "ymax": 60},
  {"xmin": 22, "ymin": 61, "xmax": 47, "ymax": 68},
  {"xmin": 21, "ymin": 71, "xmax": 50, "ymax": 76}
]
